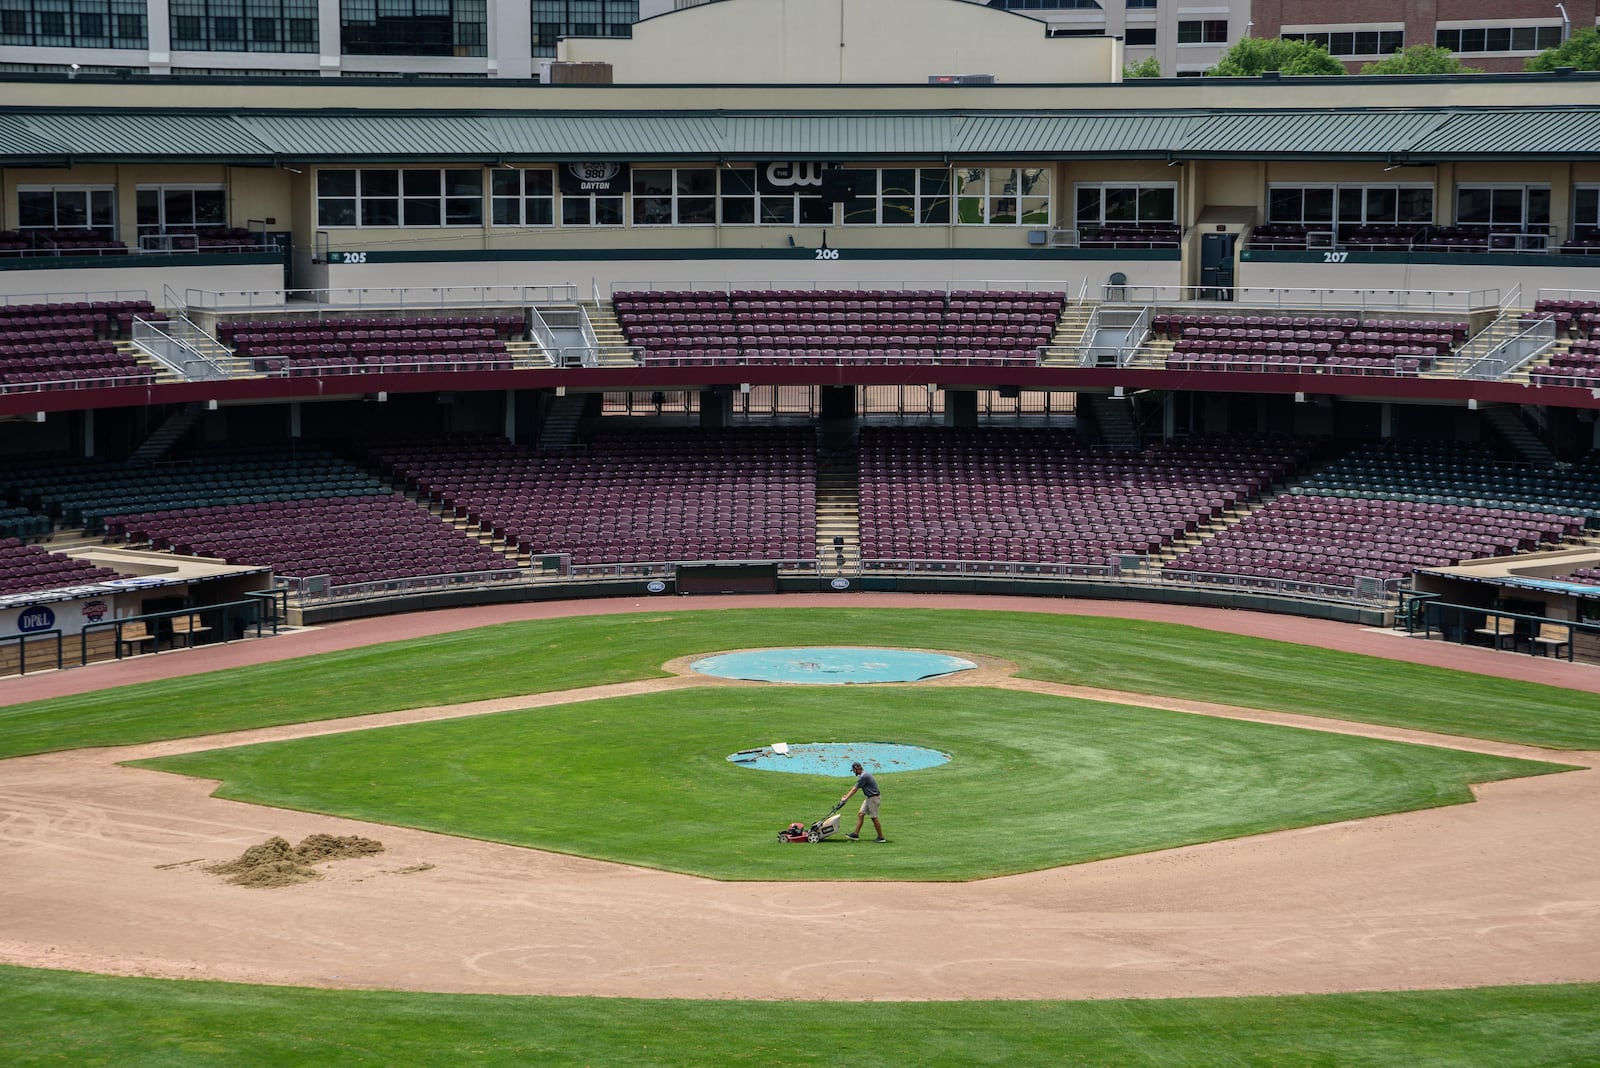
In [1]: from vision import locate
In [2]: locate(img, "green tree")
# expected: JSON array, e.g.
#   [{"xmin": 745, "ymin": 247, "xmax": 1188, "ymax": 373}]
[
  {"xmin": 1122, "ymin": 57, "xmax": 1161, "ymax": 79},
  {"xmin": 1526, "ymin": 26, "xmax": 1600, "ymax": 71},
  {"xmin": 1359, "ymin": 44, "xmax": 1481, "ymax": 75},
  {"xmin": 1207, "ymin": 37, "xmax": 1346, "ymax": 77}
]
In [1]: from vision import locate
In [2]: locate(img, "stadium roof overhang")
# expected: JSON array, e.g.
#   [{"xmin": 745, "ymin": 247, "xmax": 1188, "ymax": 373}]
[{"xmin": 4, "ymin": 106, "xmax": 1600, "ymax": 167}]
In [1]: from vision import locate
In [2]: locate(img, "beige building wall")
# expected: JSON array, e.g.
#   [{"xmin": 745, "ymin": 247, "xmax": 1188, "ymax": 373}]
[{"xmin": 561, "ymin": 0, "xmax": 1121, "ymax": 84}]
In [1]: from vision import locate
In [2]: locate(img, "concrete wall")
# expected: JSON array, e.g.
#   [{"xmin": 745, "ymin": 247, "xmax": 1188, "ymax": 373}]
[{"xmin": 562, "ymin": 0, "xmax": 1120, "ymax": 84}]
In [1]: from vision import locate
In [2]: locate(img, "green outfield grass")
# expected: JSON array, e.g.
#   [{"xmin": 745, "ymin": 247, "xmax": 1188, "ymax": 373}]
[
  {"xmin": 4, "ymin": 965, "xmax": 1598, "ymax": 1068},
  {"xmin": 4, "ymin": 609, "xmax": 1599, "ymax": 761},
  {"xmin": 133, "ymin": 686, "xmax": 1570, "ymax": 880}
]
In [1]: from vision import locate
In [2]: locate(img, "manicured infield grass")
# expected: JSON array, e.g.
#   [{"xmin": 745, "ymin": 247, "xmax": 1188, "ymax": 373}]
[
  {"xmin": 4, "ymin": 965, "xmax": 1599, "ymax": 1067},
  {"xmin": 3, "ymin": 608, "xmax": 1600, "ymax": 760},
  {"xmin": 133, "ymin": 686, "xmax": 1569, "ymax": 880}
]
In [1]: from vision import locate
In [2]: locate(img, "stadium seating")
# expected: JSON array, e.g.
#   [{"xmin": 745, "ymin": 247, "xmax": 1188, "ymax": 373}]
[
  {"xmin": 0, "ymin": 301, "xmax": 160, "ymax": 391},
  {"xmin": 1154, "ymin": 312, "xmax": 1464, "ymax": 377},
  {"xmin": 856, "ymin": 427, "xmax": 1311, "ymax": 567},
  {"xmin": 106, "ymin": 495, "xmax": 517, "ymax": 586},
  {"xmin": 220, "ymin": 315, "xmax": 522, "ymax": 375},
  {"xmin": 363, "ymin": 427, "xmax": 817, "ymax": 567},
  {"xmin": 613, "ymin": 289, "xmax": 1065, "ymax": 366},
  {"xmin": 0, "ymin": 537, "xmax": 127, "ymax": 596}
]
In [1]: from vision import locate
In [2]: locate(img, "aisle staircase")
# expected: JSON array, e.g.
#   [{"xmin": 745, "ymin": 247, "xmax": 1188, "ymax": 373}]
[
  {"xmin": 579, "ymin": 300, "xmax": 640, "ymax": 366},
  {"xmin": 1040, "ymin": 300, "xmax": 1097, "ymax": 365},
  {"xmin": 815, "ymin": 451, "xmax": 861, "ymax": 574}
]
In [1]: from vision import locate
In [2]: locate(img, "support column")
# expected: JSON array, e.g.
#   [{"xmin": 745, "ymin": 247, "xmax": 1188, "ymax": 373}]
[
  {"xmin": 288, "ymin": 401, "xmax": 301, "ymax": 438},
  {"xmin": 944, "ymin": 389, "xmax": 978, "ymax": 427},
  {"xmin": 699, "ymin": 386, "xmax": 733, "ymax": 428},
  {"xmin": 81, "ymin": 409, "xmax": 94, "ymax": 457},
  {"xmin": 503, "ymin": 389, "xmax": 516, "ymax": 441}
]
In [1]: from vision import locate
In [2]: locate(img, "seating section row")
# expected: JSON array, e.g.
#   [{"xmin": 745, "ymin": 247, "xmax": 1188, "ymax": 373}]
[
  {"xmin": 106, "ymin": 496, "xmax": 517, "ymax": 586},
  {"xmin": 0, "ymin": 537, "xmax": 128, "ymax": 597},
  {"xmin": 1164, "ymin": 496, "xmax": 1577, "ymax": 589},
  {"xmin": 1247, "ymin": 223, "xmax": 1570, "ymax": 254},
  {"xmin": 0, "ymin": 228, "xmax": 128, "ymax": 257},
  {"xmin": 1155, "ymin": 313, "xmax": 1466, "ymax": 377},
  {"xmin": 0, "ymin": 300, "xmax": 163, "ymax": 392},
  {"xmin": 857, "ymin": 428, "xmax": 1310, "ymax": 566},
  {"xmin": 613, "ymin": 289, "xmax": 1064, "ymax": 366},
  {"xmin": 364, "ymin": 428, "xmax": 817, "ymax": 567},
  {"xmin": 8, "ymin": 445, "xmax": 392, "ymax": 534},
  {"xmin": 1077, "ymin": 224, "xmax": 1181, "ymax": 249},
  {"xmin": 218, "ymin": 315, "xmax": 524, "ymax": 374}
]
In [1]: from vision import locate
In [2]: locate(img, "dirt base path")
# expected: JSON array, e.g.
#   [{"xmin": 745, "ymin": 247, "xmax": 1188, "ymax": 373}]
[{"xmin": 2, "ymin": 594, "xmax": 1599, "ymax": 1000}]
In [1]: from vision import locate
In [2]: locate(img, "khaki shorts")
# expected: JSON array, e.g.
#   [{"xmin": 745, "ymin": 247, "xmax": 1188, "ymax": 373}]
[{"xmin": 859, "ymin": 795, "xmax": 880, "ymax": 818}]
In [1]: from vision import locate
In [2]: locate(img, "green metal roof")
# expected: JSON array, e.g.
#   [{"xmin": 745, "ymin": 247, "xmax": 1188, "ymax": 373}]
[{"xmin": 1, "ymin": 106, "xmax": 1597, "ymax": 165}]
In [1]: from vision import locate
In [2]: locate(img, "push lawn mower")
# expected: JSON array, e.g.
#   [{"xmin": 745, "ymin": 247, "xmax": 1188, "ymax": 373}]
[{"xmin": 777, "ymin": 797, "xmax": 847, "ymax": 843}]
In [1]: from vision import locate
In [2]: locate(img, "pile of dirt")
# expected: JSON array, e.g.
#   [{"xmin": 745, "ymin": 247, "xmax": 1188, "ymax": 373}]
[{"xmin": 205, "ymin": 834, "xmax": 384, "ymax": 888}]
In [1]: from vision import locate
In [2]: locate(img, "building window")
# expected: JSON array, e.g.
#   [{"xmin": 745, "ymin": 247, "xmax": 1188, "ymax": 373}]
[
  {"xmin": 631, "ymin": 168, "xmax": 716, "ymax": 226},
  {"xmin": 316, "ymin": 168, "xmax": 483, "ymax": 228},
  {"xmin": 1267, "ymin": 183, "xmax": 1433, "ymax": 236},
  {"xmin": 491, "ymin": 168, "xmax": 555, "ymax": 227},
  {"xmin": 842, "ymin": 169, "xmax": 950, "ymax": 226},
  {"xmin": 1574, "ymin": 186, "xmax": 1600, "ymax": 237},
  {"xmin": 16, "ymin": 186, "xmax": 116, "ymax": 236},
  {"xmin": 1283, "ymin": 29, "xmax": 1403, "ymax": 57},
  {"xmin": 986, "ymin": 0, "xmax": 1101, "ymax": 9},
  {"xmin": 341, "ymin": 0, "xmax": 486, "ymax": 57},
  {"xmin": 561, "ymin": 191, "xmax": 624, "ymax": 226},
  {"xmin": 136, "ymin": 185, "xmax": 227, "ymax": 240},
  {"xmin": 715, "ymin": 168, "xmax": 832, "ymax": 226},
  {"xmin": 1076, "ymin": 183, "xmax": 1175, "ymax": 227},
  {"xmin": 1436, "ymin": 25, "xmax": 1562, "ymax": 54},
  {"xmin": 169, "ymin": 0, "xmax": 317, "ymax": 51},
  {"xmin": 1125, "ymin": 27, "xmax": 1155, "ymax": 46},
  {"xmin": 1176, "ymin": 19, "xmax": 1226, "ymax": 44},
  {"xmin": 956, "ymin": 168, "xmax": 1049, "ymax": 226},
  {"xmin": 0, "ymin": 0, "xmax": 145, "ymax": 47},
  {"xmin": 529, "ymin": 0, "xmax": 636, "ymax": 58},
  {"xmin": 1126, "ymin": 0, "xmax": 1156, "ymax": 7},
  {"xmin": 1456, "ymin": 184, "xmax": 1550, "ymax": 232}
]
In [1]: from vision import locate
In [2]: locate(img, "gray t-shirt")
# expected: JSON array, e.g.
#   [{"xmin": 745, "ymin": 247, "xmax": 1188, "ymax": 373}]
[{"xmin": 855, "ymin": 771, "xmax": 880, "ymax": 797}]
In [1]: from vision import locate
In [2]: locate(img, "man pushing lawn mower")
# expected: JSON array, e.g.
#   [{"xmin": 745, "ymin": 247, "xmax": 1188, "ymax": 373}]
[{"xmin": 841, "ymin": 762, "xmax": 886, "ymax": 843}]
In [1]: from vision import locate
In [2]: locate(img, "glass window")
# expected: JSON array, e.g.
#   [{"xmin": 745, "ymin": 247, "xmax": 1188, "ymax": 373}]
[
  {"xmin": 958, "ymin": 168, "xmax": 1051, "ymax": 226},
  {"xmin": 1456, "ymin": 184, "xmax": 1549, "ymax": 232},
  {"xmin": 1573, "ymin": 186, "xmax": 1600, "ymax": 234},
  {"xmin": 529, "ymin": 0, "xmax": 636, "ymax": 58},
  {"xmin": 1075, "ymin": 182, "xmax": 1174, "ymax": 227},
  {"xmin": 1177, "ymin": 19, "xmax": 1226, "ymax": 44},
  {"xmin": 719, "ymin": 168, "xmax": 757, "ymax": 225},
  {"xmin": 842, "ymin": 167, "xmax": 950, "ymax": 226},
  {"xmin": 490, "ymin": 168, "xmax": 555, "ymax": 227},
  {"xmin": 15, "ymin": 185, "xmax": 117, "ymax": 236},
  {"xmin": 1125, "ymin": 27, "xmax": 1155, "ymax": 46},
  {"xmin": 630, "ymin": 167, "xmax": 715, "ymax": 225},
  {"xmin": 317, "ymin": 168, "xmax": 482, "ymax": 228},
  {"xmin": 341, "ymin": 0, "xmax": 484, "ymax": 56},
  {"xmin": 1437, "ymin": 24, "xmax": 1561, "ymax": 53},
  {"xmin": 0, "ymin": 0, "xmax": 145, "ymax": 46},
  {"xmin": 168, "ymin": 0, "xmax": 316, "ymax": 51},
  {"xmin": 562, "ymin": 191, "xmax": 624, "ymax": 226}
]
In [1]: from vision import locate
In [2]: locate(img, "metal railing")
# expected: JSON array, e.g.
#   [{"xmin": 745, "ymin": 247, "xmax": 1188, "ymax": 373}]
[
  {"xmin": 528, "ymin": 303, "xmax": 598, "ymax": 368},
  {"xmin": 1405, "ymin": 601, "xmax": 1589, "ymax": 661},
  {"xmin": 81, "ymin": 597, "xmax": 282, "ymax": 664},
  {"xmin": 608, "ymin": 278, "xmax": 1072, "ymax": 299},
  {"xmin": 1123, "ymin": 285, "xmax": 1497, "ymax": 314},
  {"xmin": 131, "ymin": 315, "xmax": 232, "ymax": 380},
  {"xmin": 182, "ymin": 283, "xmax": 579, "ymax": 312},
  {"xmin": 0, "ymin": 629, "xmax": 63, "ymax": 676},
  {"xmin": 1077, "ymin": 305, "xmax": 1151, "ymax": 368},
  {"xmin": 1454, "ymin": 315, "xmax": 1558, "ymax": 380}
]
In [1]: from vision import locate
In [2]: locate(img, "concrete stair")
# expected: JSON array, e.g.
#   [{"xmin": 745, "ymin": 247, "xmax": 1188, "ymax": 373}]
[
  {"xmin": 815, "ymin": 453, "xmax": 861, "ymax": 574},
  {"xmin": 1079, "ymin": 393, "xmax": 1140, "ymax": 450},
  {"xmin": 536, "ymin": 392, "xmax": 589, "ymax": 449},
  {"xmin": 580, "ymin": 300, "xmax": 641, "ymax": 366},
  {"xmin": 1040, "ymin": 301, "xmax": 1096, "ymax": 366},
  {"xmin": 126, "ymin": 401, "xmax": 205, "ymax": 465},
  {"xmin": 1481, "ymin": 404, "xmax": 1558, "ymax": 466}
]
